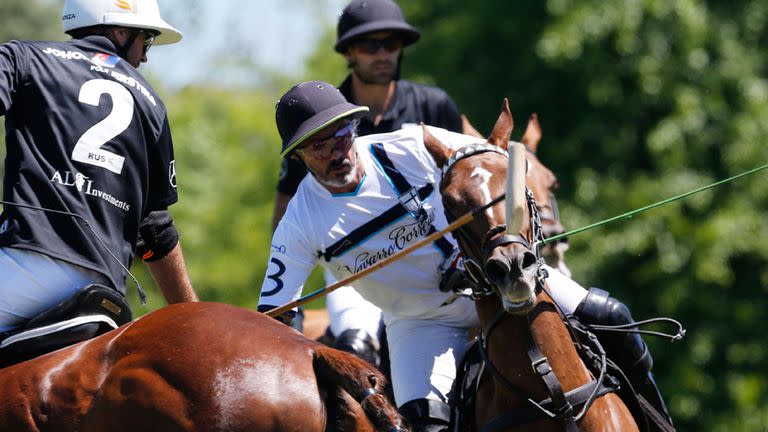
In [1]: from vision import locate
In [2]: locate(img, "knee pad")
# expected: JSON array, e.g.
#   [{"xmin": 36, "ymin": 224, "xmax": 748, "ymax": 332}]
[
  {"xmin": 575, "ymin": 287, "xmax": 653, "ymax": 373},
  {"xmin": 332, "ymin": 328, "xmax": 380, "ymax": 367},
  {"xmin": 398, "ymin": 398, "xmax": 450, "ymax": 432}
]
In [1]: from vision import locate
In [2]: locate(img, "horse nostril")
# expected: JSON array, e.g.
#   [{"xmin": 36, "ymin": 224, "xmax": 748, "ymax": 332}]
[
  {"xmin": 485, "ymin": 259, "xmax": 510, "ymax": 285},
  {"xmin": 521, "ymin": 251, "xmax": 538, "ymax": 270}
]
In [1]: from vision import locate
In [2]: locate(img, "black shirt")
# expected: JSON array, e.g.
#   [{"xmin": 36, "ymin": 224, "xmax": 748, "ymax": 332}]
[
  {"xmin": 0, "ymin": 36, "xmax": 177, "ymax": 293},
  {"xmin": 276, "ymin": 75, "xmax": 462, "ymax": 196}
]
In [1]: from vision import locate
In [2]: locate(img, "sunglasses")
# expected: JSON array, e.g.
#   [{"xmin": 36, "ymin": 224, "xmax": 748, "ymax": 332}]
[
  {"xmin": 298, "ymin": 123, "xmax": 356, "ymax": 160},
  {"xmin": 141, "ymin": 30, "xmax": 160, "ymax": 54},
  {"xmin": 354, "ymin": 37, "xmax": 403, "ymax": 55}
]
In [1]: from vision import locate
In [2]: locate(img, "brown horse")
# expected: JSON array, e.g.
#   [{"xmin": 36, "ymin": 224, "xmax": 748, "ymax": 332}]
[
  {"xmin": 0, "ymin": 302, "xmax": 408, "ymax": 432},
  {"xmin": 423, "ymin": 100, "xmax": 638, "ymax": 431}
]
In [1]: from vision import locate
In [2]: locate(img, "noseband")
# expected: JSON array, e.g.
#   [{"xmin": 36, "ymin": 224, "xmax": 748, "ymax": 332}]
[{"xmin": 440, "ymin": 144, "xmax": 546, "ymax": 298}]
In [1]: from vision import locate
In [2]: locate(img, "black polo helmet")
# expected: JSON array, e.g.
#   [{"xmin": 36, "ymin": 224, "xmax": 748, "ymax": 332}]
[
  {"xmin": 335, "ymin": 0, "xmax": 420, "ymax": 53},
  {"xmin": 276, "ymin": 81, "xmax": 369, "ymax": 158}
]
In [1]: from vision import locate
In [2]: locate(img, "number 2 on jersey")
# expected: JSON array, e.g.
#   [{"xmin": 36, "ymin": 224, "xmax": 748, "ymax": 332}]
[{"xmin": 72, "ymin": 79, "xmax": 133, "ymax": 174}]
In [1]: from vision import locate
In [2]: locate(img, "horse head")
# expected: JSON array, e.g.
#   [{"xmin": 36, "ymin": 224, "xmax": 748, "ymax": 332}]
[
  {"xmin": 426, "ymin": 99, "xmax": 541, "ymax": 315},
  {"xmin": 464, "ymin": 111, "xmax": 571, "ymax": 277}
]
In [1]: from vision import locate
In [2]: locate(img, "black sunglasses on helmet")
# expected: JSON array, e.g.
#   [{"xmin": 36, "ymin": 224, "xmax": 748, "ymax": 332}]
[{"xmin": 141, "ymin": 30, "xmax": 160, "ymax": 53}]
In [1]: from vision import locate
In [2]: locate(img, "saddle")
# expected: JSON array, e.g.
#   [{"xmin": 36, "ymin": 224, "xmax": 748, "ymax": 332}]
[{"xmin": 0, "ymin": 284, "xmax": 132, "ymax": 367}]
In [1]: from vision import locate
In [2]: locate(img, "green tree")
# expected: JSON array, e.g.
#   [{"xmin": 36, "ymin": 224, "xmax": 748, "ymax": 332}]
[
  {"xmin": 0, "ymin": 0, "xmax": 63, "ymax": 180},
  {"xmin": 0, "ymin": 0, "xmax": 61, "ymax": 42},
  {"xmin": 401, "ymin": 1, "xmax": 768, "ymax": 430}
]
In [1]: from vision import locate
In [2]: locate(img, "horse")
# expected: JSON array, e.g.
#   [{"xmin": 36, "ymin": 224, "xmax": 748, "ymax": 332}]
[
  {"xmin": 422, "ymin": 99, "xmax": 638, "ymax": 431},
  {"xmin": 0, "ymin": 301, "xmax": 408, "ymax": 432}
]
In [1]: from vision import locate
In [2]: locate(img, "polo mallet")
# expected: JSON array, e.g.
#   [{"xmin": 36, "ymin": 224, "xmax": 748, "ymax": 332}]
[{"xmin": 506, "ymin": 141, "xmax": 527, "ymax": 234}]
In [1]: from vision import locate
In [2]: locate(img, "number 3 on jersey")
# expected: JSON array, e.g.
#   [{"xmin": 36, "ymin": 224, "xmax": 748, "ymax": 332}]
[
  {"xmin": 72, "ymin": 79, "xmax": 133, "ymax": 174},
  {"xmin": 262, "ymin": 257, "xmax": 286, "ymax": 297}
]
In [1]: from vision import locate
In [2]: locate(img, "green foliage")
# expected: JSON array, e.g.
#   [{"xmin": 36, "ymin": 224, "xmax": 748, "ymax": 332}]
[
  {"xmin": 402, "ymin": 0, "xmax": 768, "ymax": 429},
  {"xmin": 0, "ymin": 0, "xmax": 63, "ymax": 184},
  {"xmin": 0, "ymin": 0, "xmax": 62, "ymax": 42},
  {"xmin": 303, "ymin": 27, "xmax": 349, "ymax": 84},
  {"xmin": 129, "ymin": 85, "xmax": 283, "ymax": 311}
]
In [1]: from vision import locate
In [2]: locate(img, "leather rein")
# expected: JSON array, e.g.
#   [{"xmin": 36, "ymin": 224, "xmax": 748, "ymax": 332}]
[{"xmin": 440, "ymin": 144, "xmax": 616, "ymax": 432}]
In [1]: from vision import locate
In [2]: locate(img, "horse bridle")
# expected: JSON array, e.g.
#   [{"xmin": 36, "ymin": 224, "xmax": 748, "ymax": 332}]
[
  {"xmin": 524, "ymin": 146, "xmax": 569, "ymax": 249},
  {"xmin": 441, "ymin": 144, "xmax": 614, "ymax": 432},
  {"xmin": 440, "ymin": 144, "xmax": 547, "ymax": 298}
]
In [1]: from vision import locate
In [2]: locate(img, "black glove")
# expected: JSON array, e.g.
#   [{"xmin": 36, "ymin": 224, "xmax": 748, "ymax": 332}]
[{"xmin": 258, "ymin": 305, "xmax": 296, "ymax": 327}]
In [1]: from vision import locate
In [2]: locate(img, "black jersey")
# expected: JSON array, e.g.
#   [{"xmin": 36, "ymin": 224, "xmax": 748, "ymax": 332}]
[
  {"xmin": 0, "ymin": 36, "xmax": 177, "ymax": 293},
  {"xmin": 276, "ymin": 76, "xmax": 462, "ymax": 196}
]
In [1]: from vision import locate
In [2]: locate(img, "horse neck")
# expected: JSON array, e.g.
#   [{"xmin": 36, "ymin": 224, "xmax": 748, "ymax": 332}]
[{"xmin": 475, "ymin": 293, "xmax": 594, "ymax": 400}]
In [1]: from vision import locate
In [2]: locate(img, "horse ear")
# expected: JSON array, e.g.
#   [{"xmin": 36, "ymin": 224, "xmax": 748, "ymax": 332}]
[
  {"xmin": 421, "ymin": 123, "xmax": 452, "ymax": 168},
  {"xmin": 488, "ymin": 98, "xmax": 514, "ymax": 150},
  {"xmin": 520, "ymin": 113, "xmax": 542, "ymax": 154},
  {"xmin": 461, "ymin": 114, "xmax": 484, "ymax": 138}
]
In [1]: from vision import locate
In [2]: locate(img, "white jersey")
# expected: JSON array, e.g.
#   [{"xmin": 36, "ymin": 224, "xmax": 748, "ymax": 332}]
[{"xmin": 259, "ymin": 126, "xmax": 484, "ymax": 322}]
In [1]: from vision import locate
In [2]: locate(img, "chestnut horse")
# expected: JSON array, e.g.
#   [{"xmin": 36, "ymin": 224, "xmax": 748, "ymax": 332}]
[
  {"xmin": 423, "ymin": 100, "xmax": 638, "ymax": 431},
  {"xmin": 0, "ymin": 302, "xmax": 408, "ymax": 431}
]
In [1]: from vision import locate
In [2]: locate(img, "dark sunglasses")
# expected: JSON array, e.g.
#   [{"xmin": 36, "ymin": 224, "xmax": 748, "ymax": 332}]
[
  {"xmin": 354, "ymin": 37, "xmax": 403, "ymax": 55},
  {"xmin": 141, "ymin": 30, "xmax": 160, "ymax": 53},
  {"xmin": 298, "ymin": 123, "xmax": 356, "ymax": 160}
]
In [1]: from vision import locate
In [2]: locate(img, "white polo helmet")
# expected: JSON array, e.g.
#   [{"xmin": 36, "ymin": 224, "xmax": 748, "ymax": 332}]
[{"xmin": 62, "ymin": 0, "xmax": 182, "ymax": 45}]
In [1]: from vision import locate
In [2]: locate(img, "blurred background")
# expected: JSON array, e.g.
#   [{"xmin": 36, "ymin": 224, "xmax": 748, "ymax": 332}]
[{"xmin": 2, "ymin": 0, "xmax": 766, "ymax": 430}]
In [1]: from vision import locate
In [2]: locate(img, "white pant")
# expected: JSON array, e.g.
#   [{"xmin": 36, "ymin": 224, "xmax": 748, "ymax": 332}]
[
  {"xmin": 0, "ymin": 247, "xmax": 108, "ymax": 332},
  {"xmin": 325, "ymin": 268, "xmax": 382, "ymax": 339},
  {"xmin": 386, "ymin": 296, "xmax": 479, "ymax": 407}
]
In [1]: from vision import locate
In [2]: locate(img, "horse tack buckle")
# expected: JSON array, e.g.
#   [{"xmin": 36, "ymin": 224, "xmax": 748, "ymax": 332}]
[{"xmin": 531, "ymin": 356, "xmax": 552, "ymax": 375}]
